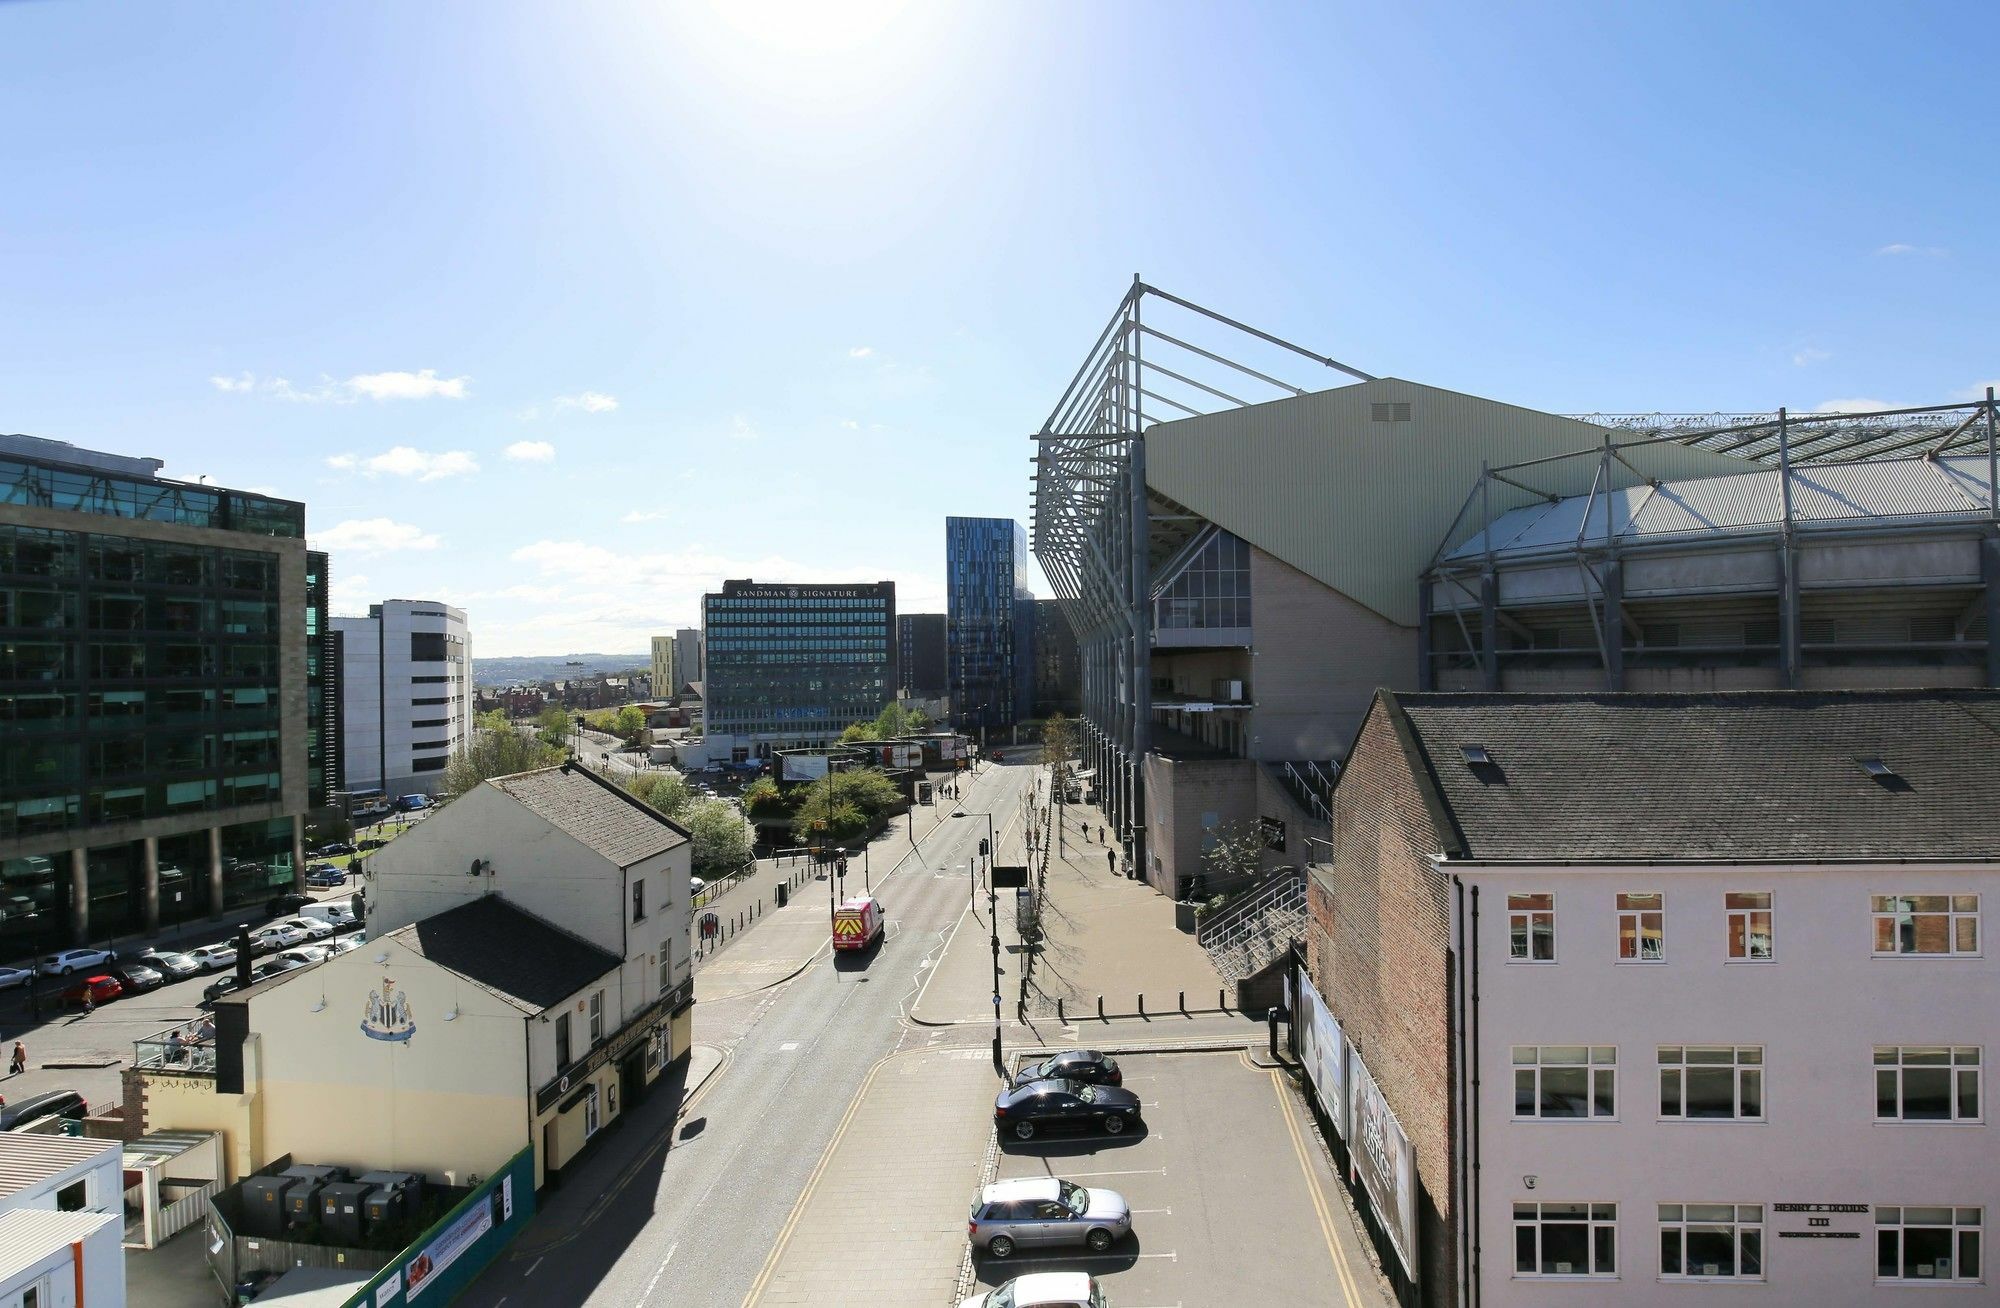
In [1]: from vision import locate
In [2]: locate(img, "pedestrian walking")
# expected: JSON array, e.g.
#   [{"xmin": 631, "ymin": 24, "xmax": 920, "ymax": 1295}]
[
  {"xmin": 80, "ymin": 988, "xmax": 94, "ymax": 1016},
  {"xmin": 1106, "ymin": 848, "xmax": 1117, "ymax": 876},
  {"xmin": 9, "ymin": 1042, "xmax": 24, "ymax": 1075}
]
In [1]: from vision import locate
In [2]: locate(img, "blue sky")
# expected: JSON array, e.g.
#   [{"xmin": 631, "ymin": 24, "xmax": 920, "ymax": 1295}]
[{"xmin": 3, "ymin": 2, "xmax": 1991, "ymax": 654}]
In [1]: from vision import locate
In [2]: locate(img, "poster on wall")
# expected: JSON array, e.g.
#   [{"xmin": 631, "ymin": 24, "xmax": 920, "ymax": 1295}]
[
  {"xmin": 1294, "ymin": 969, "xmax": 1347, "ymax": 1139},
  {"xmin": 1260, "ymin": 815, "xmax": 1287, "ymax": 851},
  {"xmin": 1348, "ymin": 1050, "xmax": 1419, "ymax": 1282},
  {"xmin": 405, "ymin": 1184, "xmax": 502, "ymax": 1299}
]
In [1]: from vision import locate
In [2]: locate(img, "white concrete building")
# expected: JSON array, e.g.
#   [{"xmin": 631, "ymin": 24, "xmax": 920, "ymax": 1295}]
[
  {"xmin": 1303, "ymin": 688, "xmax": 2000, "ymax": 1306},
  {"xmin": 333, "ymin": 599, "xmax": 472, "ymax": 798}
]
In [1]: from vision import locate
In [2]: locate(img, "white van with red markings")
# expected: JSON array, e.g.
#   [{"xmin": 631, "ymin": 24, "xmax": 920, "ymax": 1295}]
[{"xmin": 832, "ymin": 895, "xmax": 884, "ymax": 951}]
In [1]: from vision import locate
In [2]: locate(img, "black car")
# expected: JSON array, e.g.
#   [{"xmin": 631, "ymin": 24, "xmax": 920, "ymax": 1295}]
[
  {"xmin": 105, "ymin": 962, "xmax": 165, "ymax": 994},
  {"xmin": 0, "ymin": 1089, "xmax": 88, "ymax": 1132},
  {"xmin": 994, "ymin": 1078, "xmax": 1143, "ymax": 1141},
  {"xmin": 1011, "ymin": 1050, "xmax": 1122, "ymax": 1090},
  {"xmin": 266, "ymin": 892, "xmax": 312, "ymax": 919},
  {"xmin": 201, "ymin": 974, "xmax": 243, "ymax": 1006},
  {"xmin": 314, "ymin": 842, "xmax": 355, "ymax": 857}
]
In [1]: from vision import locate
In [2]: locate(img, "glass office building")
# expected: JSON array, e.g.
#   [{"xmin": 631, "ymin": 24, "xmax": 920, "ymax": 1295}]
[
  {"xmin": 702, "ymin": 579, "xmax": 895, "ymax": 754},
  {"xmin": 897, "ymin": 613, "xmax": 947, "ymax": 700},
  {"xmin": 0, "ymin": 435, "xmax": 311, "ymax": 949},
  {"xmin": 946, "ymin": 517, "xmax": 1033, "ymax": 733}
]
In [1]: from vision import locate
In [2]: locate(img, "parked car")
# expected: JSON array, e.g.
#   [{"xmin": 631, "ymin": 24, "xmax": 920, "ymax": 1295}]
[
  {"xmin": 274, "ymin": 946, "xmax": 329, "ymax": 968},
  {"xmin": 959, "ymin": 1273, "xmax": 1107, "ymax": 1308},
  {"xmin": 326, "ymin": 935, "xmax": 363, "ymax": 956},
  {"xmin": 0, "ymin": 966, "xmax": 34, "ymax": 991},
  {"xmin": 256, "ymin": 956, "xmax": 308, "ymax": 980},
  {"xmin": 690, "ymin": 876, "xmax": 706, "ymax": 897},
  {"xmin": 993, "ymin": 1079, "xmax": 1143, "ymax": 1141},
  {"xmin": 274, "ymin": 915, "xmax": 334, "ymax": 941},
  {"xmin": 968, "ymin": 1178, "xmax": 1132, "ymax": 1259},
  {"xmin": 313, "ymin": 842, "xmax": 355, "ymax": 857},
  {"xmin": 58, "ymin": 975, "xmax": 123, "ymax": 1006},
  {"xmin": 300, "ymin": 902, "xmax": 358, "ymax": 931},
  {"xmin": 135, "ymin": 950, "xmax": 201, "ymax": 979},
  {"xmin": 186, "ymin": 943, "xmax": 238, "ymax": 972},
  {"xmin": 251, "ymin": 924, "xmax": 307, "ymax": 952},
  {"xmin": 200, "ymin": 974, "xmax": 242, "ymax": 1006},
  {"xmin": 306, "ymin": 864, "xmax": 346, "ymax": 888},
  {"xmin": 105, "ymin": 963, "xmax": 165, "ymax": 994},
  {"xmin": 1010, "ymin": 1051, "xmax": 1122, "ymax": 1090},
  {"xmin": 0, "ymin": 1090, "xmax": 88, "ymax": 1133},
  {"xmin": 266, "ymin": 893, "xmax": 313, "ymax": 919},
  {"xmin": 38, "ymin": 948, "xmax": 116, "ymax": 977}
]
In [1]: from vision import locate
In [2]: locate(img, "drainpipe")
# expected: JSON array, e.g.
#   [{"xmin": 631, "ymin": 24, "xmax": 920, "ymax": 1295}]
[
  {"xmin": 1469, "ymin": 884, "xmax": 1483, "ymax": 1305},
  {"xmin": 1455, "ymin": 876, "xmax": 1471, "ymax": 1308}
]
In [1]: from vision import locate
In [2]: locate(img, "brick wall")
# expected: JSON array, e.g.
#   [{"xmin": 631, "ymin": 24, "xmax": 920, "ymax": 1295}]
[{"xmin": 1308, "ymin": 698, "xmax": 1458, "ymax": 1304}]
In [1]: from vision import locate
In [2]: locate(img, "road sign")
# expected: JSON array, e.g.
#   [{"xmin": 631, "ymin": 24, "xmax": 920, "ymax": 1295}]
[{"xmin": 991, "ymin": 864, "xmax": 1029, "ymax": 889}]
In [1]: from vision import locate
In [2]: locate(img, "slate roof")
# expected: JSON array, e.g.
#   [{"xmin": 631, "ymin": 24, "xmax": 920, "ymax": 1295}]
[
  {"xmin": 1377, "ymin": 688, "xmax": 2000, "ymax": 863},
  {"xmin": 489, "ymin": 763, "xmax": 687, "ymax": 868},
  {"xmin": 388, "ymin": 896, "xmax": 620, "ymax": 1014}
]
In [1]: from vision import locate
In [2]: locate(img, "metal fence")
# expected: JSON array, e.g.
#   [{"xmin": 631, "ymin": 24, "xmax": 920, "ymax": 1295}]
[{"xmin": 338, "ymin": 1146, "xmax": 536, "ymax": 1307}]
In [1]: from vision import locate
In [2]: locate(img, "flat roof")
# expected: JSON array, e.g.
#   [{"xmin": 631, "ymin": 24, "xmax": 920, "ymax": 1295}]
[
  {"xmin": 0, "ymin": 1209, "xmax": 118, "ymax": 1279},
  {"xmin": 0, "ymin": 1134, "xmax": 119, "ymax": 1203}
]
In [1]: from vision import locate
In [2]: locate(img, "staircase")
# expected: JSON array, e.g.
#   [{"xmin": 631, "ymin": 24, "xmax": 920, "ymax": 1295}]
[
  {"xmin": 1275, "ymin": 760, "xmax": 1339, "ymax": 824},
  {"xmin": 1197, "ymin": 868, "xmax": 1307, "ymax": 982}
]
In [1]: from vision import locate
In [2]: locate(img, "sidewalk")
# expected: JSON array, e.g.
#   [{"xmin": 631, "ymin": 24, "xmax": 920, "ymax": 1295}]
[{"xmin": 914, "ymin": 776, "xmax": 1229, "ymax": 1022}]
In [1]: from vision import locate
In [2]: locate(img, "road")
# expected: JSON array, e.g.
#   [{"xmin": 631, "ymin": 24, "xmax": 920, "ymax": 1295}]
[{"xmin": 456, "ymin": 760, "xmax": 1037, "ymax": 1308}]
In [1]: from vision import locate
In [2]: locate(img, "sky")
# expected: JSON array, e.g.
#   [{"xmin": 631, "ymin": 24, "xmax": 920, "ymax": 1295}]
[{"xmin": 2, "ymin": 1, "xmax": 1992, "ymax": 656}]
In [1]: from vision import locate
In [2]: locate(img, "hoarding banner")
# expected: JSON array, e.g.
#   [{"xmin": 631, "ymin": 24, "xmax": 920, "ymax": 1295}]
[
  {"xmin": 1294, "ymin": 968, "xmax": 1346, "ymax": 1139},
  {"xmin": 405, "ymin": 1183, "xmax": 502, "ymax": 1299},
  {"xmin": 1348, "ymin": 1050, "xmax": 1419, "ymax": 1281}
]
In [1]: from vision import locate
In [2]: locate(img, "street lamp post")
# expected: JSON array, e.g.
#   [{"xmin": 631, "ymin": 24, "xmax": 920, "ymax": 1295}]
[{"xmin": 953, "ymin": 809, "xmax": 1001, "ymax": 1073}]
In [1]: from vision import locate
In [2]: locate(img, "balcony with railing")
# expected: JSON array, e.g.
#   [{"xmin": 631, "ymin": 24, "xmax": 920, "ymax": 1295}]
[{"xmin": 134, "ymin": 1017, "xmax": 219, "ymax": 1078}]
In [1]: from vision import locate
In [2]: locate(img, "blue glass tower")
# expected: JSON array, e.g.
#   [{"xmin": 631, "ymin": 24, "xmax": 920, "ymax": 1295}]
[{"xmin": 946, "ymin": 517, "xmax": 1033, "ymax": 734}]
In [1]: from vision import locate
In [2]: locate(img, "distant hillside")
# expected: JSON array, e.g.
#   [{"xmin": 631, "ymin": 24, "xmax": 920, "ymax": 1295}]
[{"xmin": 473, "ymin": 653, "xmax": 648, "ymax": 688}]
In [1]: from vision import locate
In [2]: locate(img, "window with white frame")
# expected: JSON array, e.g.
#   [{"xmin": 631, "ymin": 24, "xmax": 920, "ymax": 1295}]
[
  {"xmin": 1515, "ymin": 1201, "xmax": 1617, "ymax": 1277},
  {"xmin": 1660, "ymin": 1204, "xmax": 1763, "ymax": 1279},
  {"xmin": 1659, "ymin": 1046, "xmax": 1763, "ymax": 1120},
  {"xmin": 1513, "ymin": 1046, "xmax": 1616, "ymax": 1119},
  {"xmin": 589, "ymin": 990, "xmax": 605, "ymax": 1044},
  {"xmin": 1726, "ymin": 892, "xmax": 1773, "ymax": 960},
  {"xmin": 1509, "ymin": 893, "xmax": 1555, "ymax": 961},
  {"xmin": 1872, "ymin": 895, "xmax": 1979, "ymax": 956},
  {"xmin": 658, "ymin": 938, "xmax": 671, "ymax": 994},
  {"xmin": 1875, "ymin": 1046, "xmax": 1981, "ymax": 1122},
  {"xmin": 1617, "ymin": 893, "xmax": 1664, "ymax": 961},
  {"xmin": 1876, "ymin": 1207, "xmax": 1981, "ymax": 1284}
]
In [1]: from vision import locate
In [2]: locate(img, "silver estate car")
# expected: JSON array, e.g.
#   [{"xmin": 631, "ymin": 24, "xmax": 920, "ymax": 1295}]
[{"xmin": 967, "ymin": 1176, "xmax": 1132, "ymax": 1259}]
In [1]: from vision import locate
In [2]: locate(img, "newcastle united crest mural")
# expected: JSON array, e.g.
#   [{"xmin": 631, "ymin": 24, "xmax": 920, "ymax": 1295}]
[{"xmin": 361, "ymin": 976, "xmax": 416, "ymax": 1042}]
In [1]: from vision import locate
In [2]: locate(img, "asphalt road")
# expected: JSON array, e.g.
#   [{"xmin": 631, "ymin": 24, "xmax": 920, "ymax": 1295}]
[{"xmin": 455, "ymin": 761, "xmax": 1036, "ymax": 1308}]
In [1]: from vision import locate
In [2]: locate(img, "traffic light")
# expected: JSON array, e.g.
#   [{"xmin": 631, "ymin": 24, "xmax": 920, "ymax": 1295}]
[{"xmin": 979, "ymin": 838, "xmax": 990, "ymax": 857}]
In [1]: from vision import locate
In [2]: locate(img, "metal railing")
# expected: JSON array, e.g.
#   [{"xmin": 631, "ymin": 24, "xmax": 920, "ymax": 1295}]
[
  {"xmin": 133, "ymin": 1018, "xmax": 217, "ymax": 1076},
  {"xmin": 1195, "ymin": 867, "xmax": 1306, "ymax": 952}
]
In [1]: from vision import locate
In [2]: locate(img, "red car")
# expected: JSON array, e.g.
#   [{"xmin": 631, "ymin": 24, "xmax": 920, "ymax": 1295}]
[{"xmin": 60, "ymin": 975, "xmax": 123, "ymax": 1006}]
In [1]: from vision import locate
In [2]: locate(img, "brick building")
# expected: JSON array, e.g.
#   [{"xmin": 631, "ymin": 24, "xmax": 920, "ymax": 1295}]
[{"xmin": 1301, "ymin": 687, "xmax": 2000, "ymax": 1306}]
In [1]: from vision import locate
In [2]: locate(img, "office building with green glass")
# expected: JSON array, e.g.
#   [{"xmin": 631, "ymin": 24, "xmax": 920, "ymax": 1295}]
[
  {"xmin": 0, "ymin": 434, "xmax": 318, "ymax": 950},
  {"xmin": 701, "ymin": 578, "xmax": 895, "ymax": 757}
]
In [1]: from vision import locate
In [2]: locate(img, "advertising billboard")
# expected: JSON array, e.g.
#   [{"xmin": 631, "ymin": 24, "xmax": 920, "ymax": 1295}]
[{"xmin": 1348, "ymin": 1050, "xmax": 1419, "ymax": 1281}]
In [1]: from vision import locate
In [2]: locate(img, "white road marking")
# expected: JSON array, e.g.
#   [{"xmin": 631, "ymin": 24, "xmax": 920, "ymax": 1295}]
[
  {"xmin": 1000, "ymin": 1167, "xmax": 1166, "ymax": 1179},
  {"xmin": 524, "ymin": 1257, "xmax": 543, "ymax": 1277},
  {"xmin": 981, "ymin": 1250, "xmax": 1179, "ymax": 1265},
  {"xmin": 1131, "ymin": 1207, "xmax": 1174, "ymax": 1215},
  {"xmin": 639, "ymin": 1240, "xmax": 677, "ymax": 1303},
  {"xmin": 779, "ymin": 1042, "xmax": 800, "ymax": 1051}
]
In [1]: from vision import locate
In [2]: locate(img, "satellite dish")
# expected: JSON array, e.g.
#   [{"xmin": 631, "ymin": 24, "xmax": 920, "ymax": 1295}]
[{"xmin": 469, "ymin": 858, "xmax": 491, "ymax": 877}]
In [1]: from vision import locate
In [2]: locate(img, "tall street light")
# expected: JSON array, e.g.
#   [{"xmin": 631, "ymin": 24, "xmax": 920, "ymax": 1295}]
[{"xmin": 952, "ymin": 808, "xmax": 1001, "ymax": 1073}]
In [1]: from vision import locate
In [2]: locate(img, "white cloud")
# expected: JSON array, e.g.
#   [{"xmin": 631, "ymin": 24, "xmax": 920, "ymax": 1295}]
[
  {"xmin": 209, "ymin": 369, "xmax": 469, "ymax": 403},
  {"xmin": 848, "ymin": 346, "xmax": 874, "ymax": 359},
  {"xmin": 1876, "ymin": 243, "xmax": 1948, "ymax": 257},
  {"xmin": 554, "ymin": 391, "xmax": 619, "ymax": 413},
  {"xmin": 347, "ymin": 369, "xmax": 470, "ymax": 400},
  {"xmin": 1953, "ymin": 381, "xmax": 2000, "ymax": 402},
  {"xmin": 326, "ymin": 446, "xmax": 480, "ymax": 481},
  {"xmin": 313, "ymin": 518, "xmax": 443, "ymax": 555},
  {"xmin": 1812, "ymin": 398, "xmax": 1895, "ymax": 414},
  {"xmin": 620, "ymin": 509, "xmax": 667, "ymax": 524},
  {"xmin": 728, "ymin": 415, "xmax": 758, "ymax": 441},
  {"xmin": 839, "ymin": 419, "xmax": 860, "ymax": 430},
  {"xmin": 504, "ymin": 440, "xmax": 556, "ymax": 463},
  {"xmin": 1792, "ymin": 347, "xmax": 1831, "ymax": 367}
]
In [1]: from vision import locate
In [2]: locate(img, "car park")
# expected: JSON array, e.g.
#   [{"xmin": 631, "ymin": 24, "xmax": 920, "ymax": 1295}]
[
  {"xmin": 0, "ymin": 966, "xmax": 33, "ymax": 990},
  {"xmin": 1010, "ymin": 1050, "xmax": 1122, "ymax": 1090},
  {"xmin": 38, "ymin": 948, "xmax": 116, "ymax": 976},
  {"xmin": 136, "ymin": 950, "xmax": 201, "ymax": 979},
  {"xmin": 0, "ymin": 1090, "xmax": 88, "ymax": 1133},
  {"xmin": 968, "ymin": 1177, "xmax": 1132, "ymax": 1258},
  {"xmin": 959, "ymin": 1273, "xmax": 1109, "ymax": 1308},
  {"xmin": 993, "ymin": 1079, "xmax": 1143, "ymax": 1141},
  {"xmin": 186, "ymin": 943, "xmax": 238, "ymax": 972},
  {"xmin": 59, "ymin": 975, "xmax": 122, "ymax": 1006},
  {"xmin": 106, "ymin": 962, "xmax": 165, "ymax": 994}
]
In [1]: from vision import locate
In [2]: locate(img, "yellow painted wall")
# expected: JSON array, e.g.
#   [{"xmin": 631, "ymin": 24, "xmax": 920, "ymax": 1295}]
[{"xmin": 141, "ymin": 1073, "xmax": 259, "ymax": 1183}]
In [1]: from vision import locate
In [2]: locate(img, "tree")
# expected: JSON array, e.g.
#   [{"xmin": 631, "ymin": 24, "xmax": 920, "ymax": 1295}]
[
  {"xmin": 685, "ymin": 798, "xmax": 754, "ymax": 875},
  {"xmin": 840, "ymin": 721, "xmax": 879, "ymax": 744},
  {"xmin": 790, "ymin": 769, "xmax": 901, "ymax": 842},
  {"xmin": 742, "ymin": 776, "xmax": 786, "ymax": 817},
  {"xmin": 441, "ymin": 720, "xmax": 563, "ymax": 802},
  {"xmin": 1040, "ymin": 712, "xmax": 1078, "ymax": 781},
  {"xmin": 536, "ymin": 704, "xmax": 572, "ymax": 750},
  {"xmin": 623, "ymin": 770, "xmax": 692, "ymax": 820},
  {"xmin": 476, "ymin": 708, "xmax": 511, "ymax": 735},
  {"xmin": 1194, "ymin": 820, "xmax": 1268, "ymax": 902},
  {"xmin": 613, "ymin": 705, "xmax": 646, "ymax": 739}
]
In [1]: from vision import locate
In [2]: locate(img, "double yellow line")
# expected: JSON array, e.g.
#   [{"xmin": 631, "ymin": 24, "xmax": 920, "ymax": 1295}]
[{"xmin": 1273, "ymin": 1067, "xmax": 1369, "ymax": 1305}]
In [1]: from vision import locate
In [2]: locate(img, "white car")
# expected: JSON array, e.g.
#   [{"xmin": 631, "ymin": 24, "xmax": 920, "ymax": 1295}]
[
  {"xmin": 275, "ymin": 915, "xmax": 335, "ymax": 941},
  {"xmin": 39, "ymin": 948, "xmax": 116, "ymax": 977},
  {"xmin": 326, "ymin": 935, "xmax": 363, "ymax": 956},
  {"xmin": 251, "ymin": 924, "xmax": 307, "ymax": 951},
  {"xmin": 186, "ymin": 944, "xmax": 238, "ymax": 972},
  {"xmin": 959, "ymin": 1273, "xmax": 1107, "ymax": 1308},
  {"xmin": 0, "ymin": 966, "xmax": 34, "ymax": 990},
  {"xmin": 274, "ymin": 946, "xmax": 330, "ymax": 967}
]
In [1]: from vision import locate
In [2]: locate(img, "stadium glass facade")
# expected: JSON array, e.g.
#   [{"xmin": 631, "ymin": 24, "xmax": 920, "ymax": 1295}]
[
  {"xmin": 946, "ymin": 517, "xmax": 1033, "ymax": 733},
  {"xmin": 701, "ymin": 579, "xmax": 895, "ymax": 754},
  {"xmin": 0, "ymin": 438, "xmax": 310, "ymax": 948}
]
